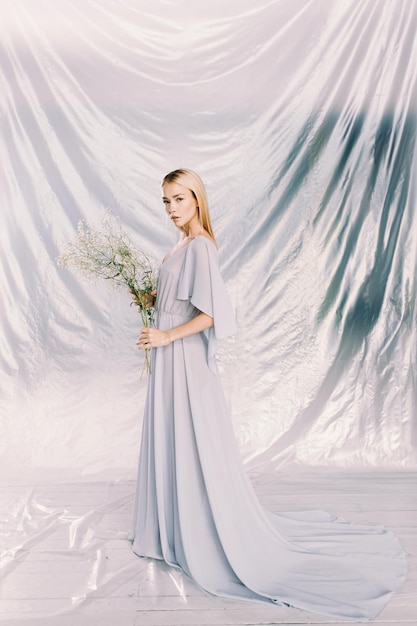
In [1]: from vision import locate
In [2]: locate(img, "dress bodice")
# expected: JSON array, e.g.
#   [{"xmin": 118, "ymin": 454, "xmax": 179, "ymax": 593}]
[{"xmin": 156, "ymin": 242, "xmax": 197, "ymax": 321}]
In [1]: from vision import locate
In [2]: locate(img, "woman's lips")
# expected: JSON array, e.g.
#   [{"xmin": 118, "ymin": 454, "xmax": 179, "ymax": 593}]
[{"xmin": 171, "ymin": 216, "xmax": 179, "ymax": 221}]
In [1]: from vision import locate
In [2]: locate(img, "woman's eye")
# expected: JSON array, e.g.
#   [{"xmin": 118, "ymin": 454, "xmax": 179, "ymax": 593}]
[{"xmin": 177, "ymin": 197, "xmax": 183, "ymax": 202}]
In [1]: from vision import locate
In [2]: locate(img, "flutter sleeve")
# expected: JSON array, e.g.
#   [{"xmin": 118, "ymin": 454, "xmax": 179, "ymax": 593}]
[{"xmin": 177, "ymin": 237, "xmax": 236, "ymax": 373}]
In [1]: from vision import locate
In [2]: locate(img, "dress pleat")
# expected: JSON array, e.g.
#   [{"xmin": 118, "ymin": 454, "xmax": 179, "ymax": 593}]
[{"xmin": 130, "ymin": 236, "xmax": 407, "ymax": 621}]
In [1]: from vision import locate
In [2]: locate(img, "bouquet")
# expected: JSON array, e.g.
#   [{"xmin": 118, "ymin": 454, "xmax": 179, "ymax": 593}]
[{"xmin": 57, "ymin": 214, "xmax": 157, "ymax": 373}]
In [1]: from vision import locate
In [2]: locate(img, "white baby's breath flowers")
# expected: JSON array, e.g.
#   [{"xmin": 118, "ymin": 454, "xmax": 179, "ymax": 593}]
[{"xmin": 57, "ymin": 214, "xmax": 157, "ymax": 373}]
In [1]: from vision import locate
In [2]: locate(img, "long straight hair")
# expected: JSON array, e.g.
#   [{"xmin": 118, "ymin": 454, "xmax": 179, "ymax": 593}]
[{"xmin": 162, "ymin": 169, "xmax": 217, "ymax": 245}]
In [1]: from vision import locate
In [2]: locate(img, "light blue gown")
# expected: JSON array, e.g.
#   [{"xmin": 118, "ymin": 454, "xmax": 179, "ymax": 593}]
[{"xmin": 130, "ymin": 236, "xmax": 406, "ymax": 621}]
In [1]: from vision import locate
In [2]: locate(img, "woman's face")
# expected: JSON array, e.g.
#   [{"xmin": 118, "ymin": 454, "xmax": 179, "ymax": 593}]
[{"xmin": 162, "ymin": 182, "xmax": 199, "ymax": 233}]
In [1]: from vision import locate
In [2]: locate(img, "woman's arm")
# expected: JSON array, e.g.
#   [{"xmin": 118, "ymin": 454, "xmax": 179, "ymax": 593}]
[{"xmin": 137, "ymin": 312, "xmax": 213, "ymax": 350}]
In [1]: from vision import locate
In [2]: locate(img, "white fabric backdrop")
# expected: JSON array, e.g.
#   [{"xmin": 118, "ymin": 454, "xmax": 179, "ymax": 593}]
[{"xmin": 1, "ymin": 0, "xmax": 416, "ymax": 479}]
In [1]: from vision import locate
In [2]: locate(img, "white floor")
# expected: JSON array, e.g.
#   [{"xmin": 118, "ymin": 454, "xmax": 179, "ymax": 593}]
[{"xmin": 0, "ymin": 469, "xmax": 416, "ymax": 626}]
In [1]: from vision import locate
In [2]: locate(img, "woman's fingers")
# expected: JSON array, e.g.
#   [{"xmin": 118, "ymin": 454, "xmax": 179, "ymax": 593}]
[
  {"xmin": 137, "ymin": 327, "xmax": 152, "ymax": 349},
  {"xmin": 136, "ymin": 327, "xmax": 168, "ymax": 350}
]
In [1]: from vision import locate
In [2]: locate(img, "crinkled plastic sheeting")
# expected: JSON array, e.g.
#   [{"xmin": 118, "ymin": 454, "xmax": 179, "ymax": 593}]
[{"xmin": 1, "ymin": 0, "xmax": 416, "ymax": 482}]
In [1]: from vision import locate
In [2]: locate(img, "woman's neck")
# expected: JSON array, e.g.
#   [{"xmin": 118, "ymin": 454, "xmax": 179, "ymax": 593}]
[{"xmin": 184, "ymin": 226, "xmax": 205, "ymax": 239}]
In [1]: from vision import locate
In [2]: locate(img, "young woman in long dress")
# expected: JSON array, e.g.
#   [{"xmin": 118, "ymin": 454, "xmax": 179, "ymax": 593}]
[{"xmin": 129, "ymin": 168, "xmax": 406, "ymax": 621}]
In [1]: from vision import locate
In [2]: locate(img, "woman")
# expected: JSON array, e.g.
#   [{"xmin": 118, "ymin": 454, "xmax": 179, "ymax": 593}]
[{"xmin": 129, "ymin": 169, "xmax": 406, "ymax": 621}]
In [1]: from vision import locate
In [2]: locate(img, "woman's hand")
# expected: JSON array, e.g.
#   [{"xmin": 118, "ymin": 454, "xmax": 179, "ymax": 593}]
[
  {"xmin": 131, "ymin": 289, "xmax": 157, "ymax": 309},
  {"xmin": 137, "ymin": 312, "xmax": 213, "ymax": 352},
  {"xmin": 137, "ymin": 326, "xmax": 171, "ymax": 350}
]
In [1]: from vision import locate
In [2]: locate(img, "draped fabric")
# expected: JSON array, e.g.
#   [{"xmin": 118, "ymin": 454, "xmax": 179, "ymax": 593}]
[
  {"xmin": 177, "ymin": 237, "xmax": 237, "ymax": 373},
  {"xmin": 129, "ymin": 236, "xmax": 407, "ymax": 621},
  {"xmin": 0, "ymin": 0, "xmax": 416, "ymax": 478}
]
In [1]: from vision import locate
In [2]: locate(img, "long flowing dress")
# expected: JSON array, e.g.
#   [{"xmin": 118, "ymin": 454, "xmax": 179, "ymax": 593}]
[{"xmin": 129, "ymin": 236, "xmax": 407, "ymax": 621}]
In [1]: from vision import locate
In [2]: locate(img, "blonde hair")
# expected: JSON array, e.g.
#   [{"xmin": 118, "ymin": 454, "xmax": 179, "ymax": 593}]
[{"xmin": 162, "ymin": 168, "xmax": 216, "ymax": 244}]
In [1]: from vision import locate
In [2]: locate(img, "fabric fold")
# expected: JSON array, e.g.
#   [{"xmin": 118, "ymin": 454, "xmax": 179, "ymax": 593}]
[
  {"xmin": 177, "ymin": 237, "xmax": 237, "ymax": 372},
  {"xmin": 130, "ymin": 235, "xmax": 407, "ymax": 622}
]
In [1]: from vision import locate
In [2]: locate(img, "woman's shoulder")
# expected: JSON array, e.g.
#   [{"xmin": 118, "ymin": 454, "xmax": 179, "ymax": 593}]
[{"xmin": 189, "ymin": 234, "xmax": 217, "ymax": 253}]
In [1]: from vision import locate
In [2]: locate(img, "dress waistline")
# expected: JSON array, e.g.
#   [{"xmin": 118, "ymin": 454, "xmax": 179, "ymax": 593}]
[{"xmin": 156, "ymin": 307, "xmax": 195, "ymax": 321}]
